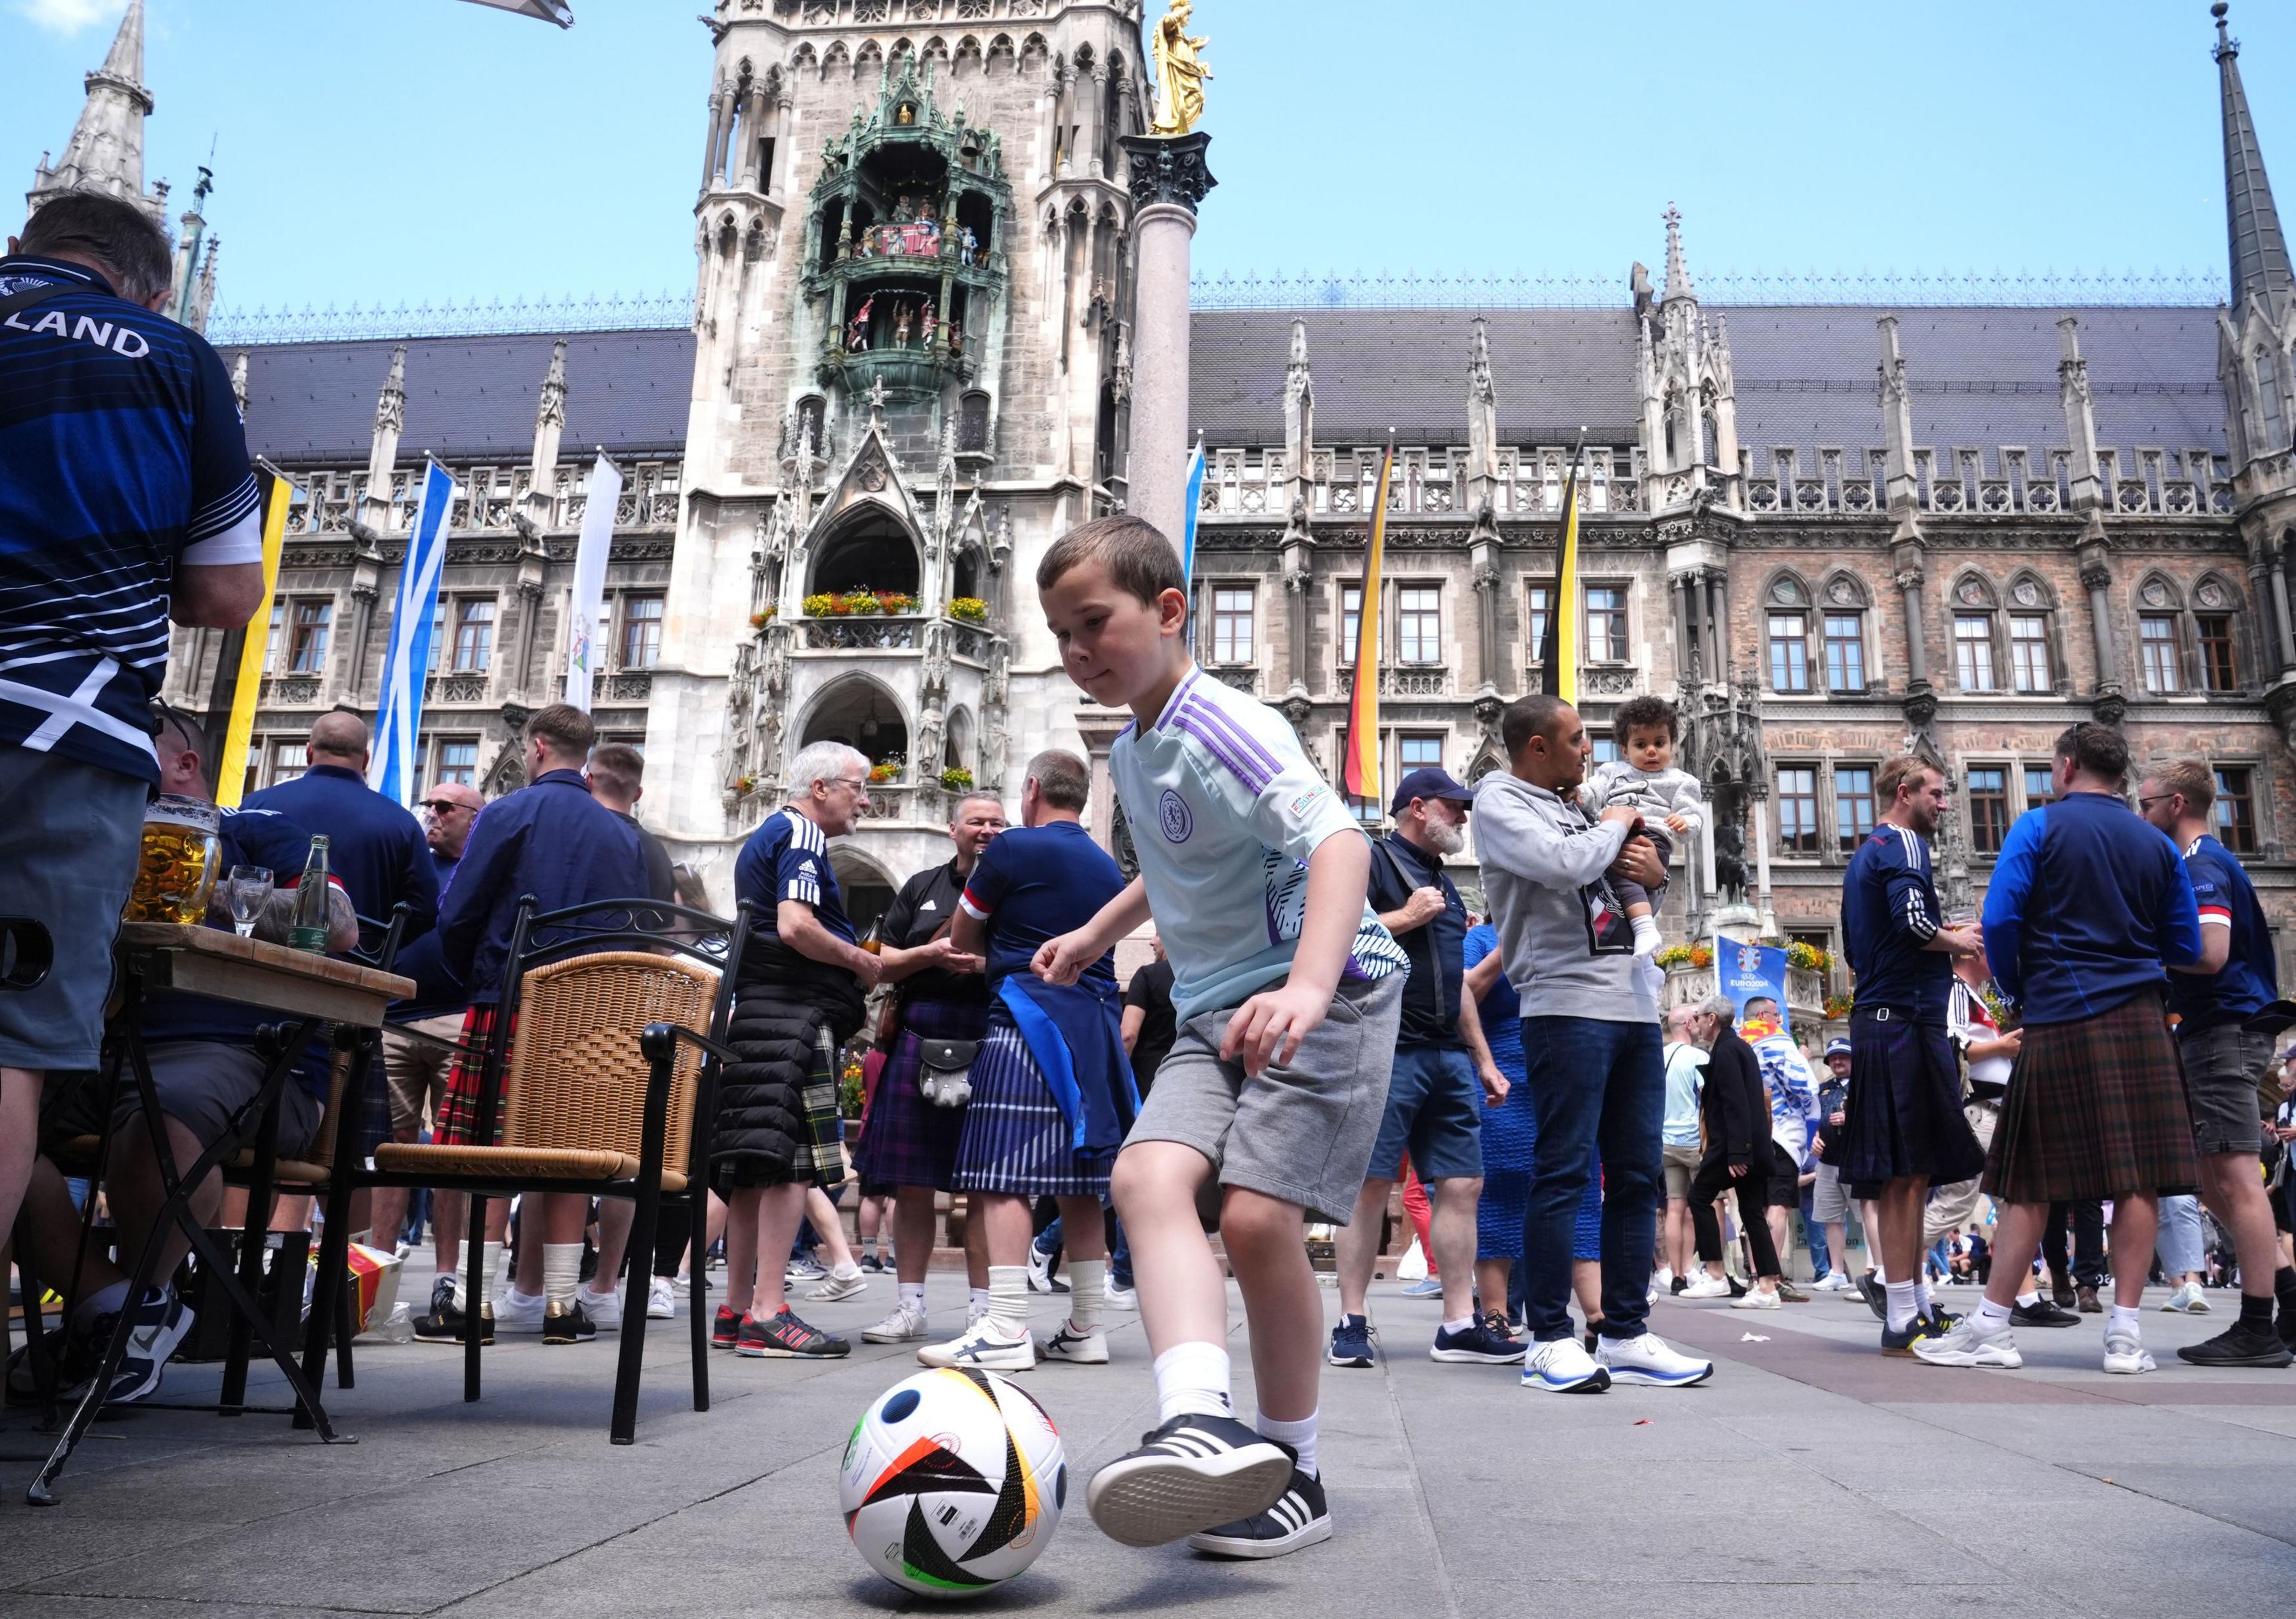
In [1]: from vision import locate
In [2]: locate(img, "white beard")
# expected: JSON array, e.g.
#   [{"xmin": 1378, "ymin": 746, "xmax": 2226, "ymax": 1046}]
[{"xmin": 1422, "ymin": 819, "xmax": 1466, "ymax": 856}]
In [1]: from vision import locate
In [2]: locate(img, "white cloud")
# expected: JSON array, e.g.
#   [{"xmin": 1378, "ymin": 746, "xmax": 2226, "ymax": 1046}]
[{"xmin": 12, "ymin": 0, "xmax": 127, "ymax": 36}]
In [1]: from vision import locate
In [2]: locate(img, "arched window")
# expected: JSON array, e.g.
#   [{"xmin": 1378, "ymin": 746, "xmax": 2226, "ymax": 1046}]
[
  {"xmin": 2135, "ymin": 574, "xmax": 2187, "ymax": 694},
  {"xmin": 944, "ymin": 706, "xmax": 975, "ymax": 773},
  {"xmin": 800, "ymin": 675, "xmax": 908, "ymax": 767},
  {"xmin": 810, "ymin": 511, "xmax": 921, "ymax": 598},
  {"xmin": 2003, "ymin": 572, "xmax": 2059, "ymax": 694},
  {"xmin": 957, "ymin": 389, "xmax": 991, "ymax": 454},
  {"xmin": 1949, "ymin": 573, "xmax": 2001, "ymax": 693},
  {"xmin": 795, "ymin": 393, "xmax": 826, "ymax": 452},
  {"xmin": 2191, "ymin": 572, "xmax": 2244, "ymax": 693},
  {"xmin": 1764, "ymin": 574, "xmax": 1812, "ymax": 693},
  {"xmin": 951, "ymin": 544, "xmax": 982, "ymax": 603},
  {"xmin": 1818, "ymin": 571, "xmax": 1870, "ymax": 693}
]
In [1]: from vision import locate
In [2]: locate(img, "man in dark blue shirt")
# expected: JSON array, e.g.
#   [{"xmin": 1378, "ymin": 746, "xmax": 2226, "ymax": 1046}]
[
  {"xmin": 245, "ymin": 710, "xmax": 439, "ymax": 938},
  {"xmin": 926, "ymin": 749, "xmax": 1131, "ymax": 1371},
  {"xmin": 2139, "ymin": 758, "xmax": 2296, "ymax": 1367},
  {"xmin": 0, "ymin": 194, "xmax": 265, "ymax": 1258},
  {"xmin": 1339, "ymin": 766, "xmax": 1518, "ymax": 1368},
  {"xmin": 1837, "ymin": 754, "xmax": 1984, "ymax": 1355},
  {"xmin": 1922, "ymin": 723, "xmax": 2202, "ymax": 1377}
]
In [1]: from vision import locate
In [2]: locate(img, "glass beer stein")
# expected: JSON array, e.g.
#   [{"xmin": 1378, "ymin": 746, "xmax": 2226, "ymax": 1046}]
[{"xmin": 125, "ymin": 795, "xmax": 222, "ymax": 925}]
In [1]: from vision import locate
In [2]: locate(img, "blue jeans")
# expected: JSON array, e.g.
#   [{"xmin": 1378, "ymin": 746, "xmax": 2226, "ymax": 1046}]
[
  {"xmin": 1519, "ymin": 1015, "xmax": 1663, "ymax": 1342},
  {"xmin": 1800, "ymin": 1185, "xmax": 1831, "ymax": 1279}
]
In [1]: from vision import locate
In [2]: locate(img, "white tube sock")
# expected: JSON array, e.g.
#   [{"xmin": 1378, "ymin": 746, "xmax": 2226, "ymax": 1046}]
[
  {"xmin": 968, "ymin": 1285, "xmax": 992, "ymax": 1321},
  {"xmin": 898, "ymin": 1280, "xmax": 927, "ymax": 1315},
  {"xmin": 1153, "ymin": 1340, "xmax": 1234, "ymax": 1422},
  {"xmin": 1256, "ymin": 1409, "xmax": 1317, "ymax": 1478},
  {"xmin": 2108, "ymin": 1303, "xmax": 2141, "ymax": 1337},
  {"xmin": 1884, "ymin": 1280, "xmax": 1917, "ymax": 1332},
  {"xmin": 1067, "ymin": 1258, "xmax": 1106, "ymax": 1330},
  {"xmin": 987, "ymin": 1265, "xmax": 1030, "ymax": 1337},
  {"xmin": 542, "ymin": 1242, "xmax": 584, "ymax": 1309}
]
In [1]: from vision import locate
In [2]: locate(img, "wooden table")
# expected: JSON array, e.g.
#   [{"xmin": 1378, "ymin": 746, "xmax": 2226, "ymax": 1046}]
[{"xmin": 25, "ymin": 923, "xmax": 413, "ymax": 1505}]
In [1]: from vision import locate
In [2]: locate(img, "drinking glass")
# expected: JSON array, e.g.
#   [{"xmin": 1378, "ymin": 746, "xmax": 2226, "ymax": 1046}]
[
  {"xmin": 126, "ymin": 795, "xmax": 222, "ymax": 923},
  {"xmin": 227, "ymin": 865, "xmax": 273, "ymax": 939}
]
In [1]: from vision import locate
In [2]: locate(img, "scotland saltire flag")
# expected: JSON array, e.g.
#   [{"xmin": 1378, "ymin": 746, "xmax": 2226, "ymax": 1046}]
[
  {"xmin": 367, "ymin": 461, "xmax": 455, "ymax": 808},
  {"xmin": 1178, "ymin": 434, "xmax": 1206, "ymax": 583}
]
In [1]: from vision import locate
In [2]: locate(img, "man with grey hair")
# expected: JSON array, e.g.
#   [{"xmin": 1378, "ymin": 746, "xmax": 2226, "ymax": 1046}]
[
  {"xmin": 1, "ymin": 191, "xmax": 266, "ymax": 1255},
  {"xmin": 711, "ymin": 741, "xmax": 883, "ymax": 1358},
  {"xmin": 1681, "ymin": 995, "xmax": 1788, "ymax": 1309}
]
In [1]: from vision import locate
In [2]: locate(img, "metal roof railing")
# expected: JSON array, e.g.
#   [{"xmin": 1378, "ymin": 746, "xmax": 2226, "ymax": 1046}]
[
  {"xmin": 1187, "ymin": 267, "xmax": 2231, "ymax": 310},
  {"xmin": 204, "ymin": 290, "xmax": 694, "ymax": 345}
]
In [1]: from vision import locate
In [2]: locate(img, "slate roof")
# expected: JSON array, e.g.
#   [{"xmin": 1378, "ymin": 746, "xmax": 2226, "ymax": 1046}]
[
  {"xmin": 1189, "ymin": 304, "xmax": 2228, "ymax": 471},
  {"xmin": 229, "ymin": 330, "xmax": 696, "ymax": 466}
]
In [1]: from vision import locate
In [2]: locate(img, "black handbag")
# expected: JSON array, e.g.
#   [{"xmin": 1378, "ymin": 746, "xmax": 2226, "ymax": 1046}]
[{"xmin": 918, "ymin": 1038, "xmax": 979, "ymax": 1108}]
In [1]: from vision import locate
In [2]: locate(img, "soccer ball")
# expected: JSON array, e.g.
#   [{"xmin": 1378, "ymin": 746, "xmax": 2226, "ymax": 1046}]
[{"xmin": 839, "ymin": 1367, "xmax": 1067, "ymax": 1599}]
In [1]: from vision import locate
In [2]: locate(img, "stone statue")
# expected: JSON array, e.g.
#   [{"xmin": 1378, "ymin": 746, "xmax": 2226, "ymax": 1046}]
[{"xmin": 1149, "ymin": 0, "xmax": 1211, "ymax": 137}]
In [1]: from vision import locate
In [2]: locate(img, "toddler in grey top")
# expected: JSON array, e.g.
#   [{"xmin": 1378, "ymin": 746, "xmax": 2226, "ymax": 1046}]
[{"xmin": 1580, "ymin": 695, "xmax": 1705, "ymax": 956}]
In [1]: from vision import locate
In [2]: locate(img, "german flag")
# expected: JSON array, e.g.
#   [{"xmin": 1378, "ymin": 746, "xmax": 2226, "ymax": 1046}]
[
  {"xmin": 1538, "ymin": 441, "xmax": 1585, "ymax": 703},
  {"xmin": 1341, "ymin": 441, "xmax": 1395, "ymax": 807}
]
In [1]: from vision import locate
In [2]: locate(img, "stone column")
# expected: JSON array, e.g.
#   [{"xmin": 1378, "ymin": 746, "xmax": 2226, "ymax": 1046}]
[
  {"xmin": 1116, "ymin": 132, "xmax": 1214, "ymax": 550},
  {"xmin": 1085, "ymin": 62, "xmax": 1109, "ymax": 179},
  {"xmin": 2268, "ymin": 555, "xmax": 2296, "ymax": 673},
  {"xmin": 771, "ymin": 87, "xmax": 794, "ymax": 199},
  {"xmin": 1892, "ymin": 546, "xmax": 1930, "ymax": 691},
  {"xmin": 701, "ymin": 84, "xmax": 729, "ymax": 190},
  {"xmin": 1671, "ymin": 574, "xmax": 1695, "ymax": 684},
  {"xmin": 2080, "ymin": 551, "xmax": 2125, "ymax": 722},
  {"xmin": 740, "ymin": 77, "xmax": 768, "ymax": 189},
  {"xmin": 1702, "ymin": 573, "xmax": 1725, "ymax": 682}
]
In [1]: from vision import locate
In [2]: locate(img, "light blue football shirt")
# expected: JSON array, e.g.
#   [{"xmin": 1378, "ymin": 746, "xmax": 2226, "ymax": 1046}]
[{"xmin": 1109, "ymin": 665, "xmax": 1406, "ymax": 1026}]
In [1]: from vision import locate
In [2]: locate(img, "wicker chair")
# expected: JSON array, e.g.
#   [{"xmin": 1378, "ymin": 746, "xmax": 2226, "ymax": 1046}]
[{"xmin": 310, "ymin": 895, "xmax": 746, "ymax": 1444}]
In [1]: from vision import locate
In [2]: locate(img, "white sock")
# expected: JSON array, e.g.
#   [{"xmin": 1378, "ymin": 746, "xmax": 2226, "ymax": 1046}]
[
  {"xmin": 987, "ymin": 1265, "xmax": 1030, "ymax": 1337},
  {"xmin": 1442, "ymin": 1314, "xmax": 1474, "ymax": 1334},
  {"xmin": 829, "ymin": 1260, "xmax": 863, "ymax": 1280},
  {"xmin": 1067, "ymin": 1258, "xmax": 1106, "ymax": 1331},
  {"xmin": 969, "ymin": 1285, "xmax": 991, "ymax": 1321},
  {"xmin": 1153, "ymin": 1340, "xmax": 1234, "ymax": 1422},
  {"xmin": 1973, "ymin": 1297, "xmax": 2012, "ymax": 1333},
  {"xmin": 1631, "ymin": 915, "xmax": 1661, "ymax": 956},
  {"xmin": 1256, "ymin": 1408, "xmax": 1317, "ymax": 1479},
  {"xmin": 72, "ymin": 1278, "xmax": 132, "ymax": 1328},
  {"xmin": 1913, "ymin": 1274, "xmax": 1932, "ymax": 1317},
  {"xmin": 2108, "ymin": 1304, "xmax": 2141, "ymax": 1337},
  {"xmin": 2015, "ymin": 1287, "xmax": 2040, "ymax": 1307},
  {"xmin": 898, "ymin": 1281, "xmax": 927, "ymax": 1316},
  {"xmin": 542, "ymin": 1242, "xmax": 583, "ymax": 1309},
  {"xmin": 1885, "ymin": 1280, "xmax": 1917, "ymax": 1332}
]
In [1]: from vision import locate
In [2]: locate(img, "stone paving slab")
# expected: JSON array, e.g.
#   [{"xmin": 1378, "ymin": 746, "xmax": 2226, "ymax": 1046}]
[{"xmin": 4, "ymin": 1270, "xmax": 2294, "ymax": 1618}]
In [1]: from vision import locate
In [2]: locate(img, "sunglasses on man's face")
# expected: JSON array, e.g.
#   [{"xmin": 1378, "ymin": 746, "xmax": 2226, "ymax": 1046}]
[{"xmin": 419, "ymin": 799, "xmax": 473, "ymax": 815}]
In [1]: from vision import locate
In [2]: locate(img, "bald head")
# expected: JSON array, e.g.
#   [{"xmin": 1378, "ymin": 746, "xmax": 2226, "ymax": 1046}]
[{"xmin": 309, "ymin": 709, "xmax": 371, "ymax": 767}]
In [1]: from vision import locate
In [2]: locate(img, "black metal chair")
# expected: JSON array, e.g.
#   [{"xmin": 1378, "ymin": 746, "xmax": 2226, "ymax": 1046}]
[{"xmin": 306, "ymin": 897, "xmax": 747, "ymax": 1443}]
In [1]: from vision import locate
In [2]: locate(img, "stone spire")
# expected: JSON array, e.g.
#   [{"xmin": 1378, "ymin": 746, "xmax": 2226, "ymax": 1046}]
[
  {"xmin": 2216, "ymin": 4, "xmax": 2292, "ymax": 315},
  {"xmin": 2056, "ymin": 314, "xmax": 2103, "ymax": 517},
  {"xmin": 1282, "ymin": 316, "xmax": 1315, "ymax": 504},
  {"xmin": 354, "ymin": 346, "xmax": 407, "ymax": 541},
  {"xmin": 1660, "ymin": 202, "xmax": 1695, "ymax": 306},
  {"xmin": 28, "ymin": 0, "xmax": 159, "ymax": 221},
  {"xmin": 518, "ymin": 339, "xmax": 569, "ymax": 535},
  {"xmin": 1464, "ymin": 315, "xmax": 1498, "ymax": 501}
]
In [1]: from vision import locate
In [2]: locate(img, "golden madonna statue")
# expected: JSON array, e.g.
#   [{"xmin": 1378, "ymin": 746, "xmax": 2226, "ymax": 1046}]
[{"xmin": 1149, "ymin": 0, "xmax": 1211, "ymax": 137}]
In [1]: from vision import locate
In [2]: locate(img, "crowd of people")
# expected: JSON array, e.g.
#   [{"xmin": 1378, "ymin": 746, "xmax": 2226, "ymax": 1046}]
[{"xmin": 10, "ymin": 191, "xmax": 2296, "ymax": 1569}]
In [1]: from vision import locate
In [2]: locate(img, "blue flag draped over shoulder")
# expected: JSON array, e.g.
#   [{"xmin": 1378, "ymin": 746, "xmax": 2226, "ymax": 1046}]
[{"xmin": 367, "ymin": 462, "xmax": 454, "ymax": 808}]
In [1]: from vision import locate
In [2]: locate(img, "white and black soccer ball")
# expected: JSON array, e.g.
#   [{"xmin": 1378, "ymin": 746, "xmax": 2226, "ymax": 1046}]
[{"xmin": 839, "ymin": 1367, "xmax": 1067, "ymax": 1599}]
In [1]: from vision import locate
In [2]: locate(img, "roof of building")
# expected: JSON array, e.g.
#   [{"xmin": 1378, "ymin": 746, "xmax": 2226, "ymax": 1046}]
[
  {"xmin": 1188, "ymin": 303, "xmax": 2228, "ymax": 471},
  {"xmin": 232, "ymin": 329, "xmax": 696, "ymax": 465}
]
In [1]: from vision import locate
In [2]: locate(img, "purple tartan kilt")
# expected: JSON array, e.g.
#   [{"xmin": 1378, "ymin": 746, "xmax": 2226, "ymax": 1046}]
[
  {"xmin": 851, "ymin": 997, "xmax": 986, "ymax": 1193},
  {"xmin": 1983, "ymin": 989, "xmax": 2199, "ymax": 1203}
]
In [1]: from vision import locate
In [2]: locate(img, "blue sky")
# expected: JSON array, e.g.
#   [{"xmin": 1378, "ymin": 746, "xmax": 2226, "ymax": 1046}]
[{"xmin": 3, "ymin": 1, "xmax": 2288, "ymax": 315}]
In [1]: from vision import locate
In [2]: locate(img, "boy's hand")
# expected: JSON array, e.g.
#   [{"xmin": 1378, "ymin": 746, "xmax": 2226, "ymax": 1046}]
[
  {"xmin": 1032, "ymin": 930, "xmax": 1101, "ymax": 986},
  {"xmin": 1665, "ymin": 812, "xmax": 1690, "ymax": 834},
  {"xmin": 1220, "ymin": 981, "xmax": 1329, "ymax": 1077}
]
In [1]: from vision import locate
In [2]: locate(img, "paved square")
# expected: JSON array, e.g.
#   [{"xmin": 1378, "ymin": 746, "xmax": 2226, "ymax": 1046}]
[{"xmin": 7, "ymin": 1267, "xmax": 2296, "ymax": 1618}]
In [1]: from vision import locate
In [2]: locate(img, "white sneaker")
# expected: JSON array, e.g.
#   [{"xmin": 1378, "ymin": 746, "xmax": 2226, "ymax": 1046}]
[
  {"xmin": 1913, "ymin": 1316, "xmax": 2023, "ymax": 1368},
  {"xmin": 1730, "ymin": 1285, "xmax": 1782, "ymax": 1311},
  {"xmin": 807, "ymin": 1267, "xmax": 868, "ymax": 1303},
  {"xmin": 1104, "ymin": 1280, "xmax": 1138, "ymax": 1310},
  {"xmin": 1813, "ymin": 1272, "xmax": 1854, "ymax": 1293},
  {"xmin": 862, "ymin": 1300, "xmax": 929, "ymax": 1343},
  {"xmin": 1654, "ymin": 1267, "xmax": 1675, "ymax": 1290},
  {"xmin": 1040, "ymin": 1321, "xmax": 1110, "ymax": 1363},
  {"xmin": 576, "ymin": 1284, "xmax": 622, "ymax": 1330},
  {"xmin": 671, "ymin": 1272, "xmax": 692, "ymax": 1295},
  {"xmin": 2185, "ymin": 1286, "xmax": 2213, "ymax": 1315},
  {"xmin": 2160, "ymin": 1282, "xmax": 2206, "ymax": 1313},
  {"xmin": 647, "ymin": 1276, "xmax": 677, "ymax": 1320},
  {"xmin": 492, "ymin": 1287, "xmax": 546, "ymax": 1334},
  {"xmin": 2103, "ymin": 1330, "xmax": 2156, "ymax": 1375},
  {"xmin": 1521, "ymin": 1337, "xmax": 1611, "ymax": 1393},
  {"xmin": 1680, "ymin": 1275, "xmax": 1730, "ymax": 1300},
  {"xmin": 1598, "ymin": 1331, "xmax": 1714, "ymax": 1387},
  {"xmin": 1027, "ymin": 1242, "xmax": 1065, "ymax": 1294},
  {"xmin": 918, "ymin": 1318, "xmax": 1036, "ymax": 1371}
]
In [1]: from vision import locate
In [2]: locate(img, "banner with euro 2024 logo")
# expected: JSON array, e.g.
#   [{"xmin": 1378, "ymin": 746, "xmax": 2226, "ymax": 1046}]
[{"xmin": 1720, "ymin": 940, "xmax": 1793, "ymax": 1036}]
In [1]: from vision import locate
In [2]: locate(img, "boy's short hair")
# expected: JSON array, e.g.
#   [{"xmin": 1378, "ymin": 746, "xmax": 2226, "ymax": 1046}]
[
  {"xmin": 525, "ymin": 702, "xmax": 597, "ymax": 761},
  {"xmin": 2053, "ymin": 721, "xmax": 2130, "ymax": 786},
  {"xmin": 1611, "ymin": 694, "xmax": 1678, "ymax": 743},
  {"xmin": 1036, "ymin": 513, "xmax": 1185, "ymax": 606},
  {"xmin": 1025, "ymin": 748, "xmax": 1090, "ymax": 812},
  {"xmin": 589, "ymin": 742, "xmax": 645, "ymax": 800}
]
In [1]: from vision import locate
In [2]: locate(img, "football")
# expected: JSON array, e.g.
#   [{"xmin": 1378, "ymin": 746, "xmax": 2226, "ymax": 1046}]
[{"xmin": 839, "ymin": 1367, "xmax": 1067, "ymax": 1598}]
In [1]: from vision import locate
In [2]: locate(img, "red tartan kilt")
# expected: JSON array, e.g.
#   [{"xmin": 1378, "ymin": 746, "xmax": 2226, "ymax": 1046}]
[
  {"xmin": 432, "ymin": 1005, "xmax": 513, "ymax": 1148},
  {"xmin": 1981, "ymin": 988, "xmax": 2200, "ymax": 1203}
]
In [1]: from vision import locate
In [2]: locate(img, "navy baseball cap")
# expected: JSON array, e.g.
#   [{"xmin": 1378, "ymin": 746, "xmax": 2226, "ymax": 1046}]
[
  {"xmin": 1824, "ymin": 1038, "xmax": 1852, "ymax": 1059},
  {"xmin": 1390, "ymin": 767, "xmax": 1475, "ymax": 816}
]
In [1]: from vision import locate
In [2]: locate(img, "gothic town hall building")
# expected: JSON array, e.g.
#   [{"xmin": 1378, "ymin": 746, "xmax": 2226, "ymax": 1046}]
[{"xmin": 30, "ymin": 0, "xmax": 2296, "ymax": 985}]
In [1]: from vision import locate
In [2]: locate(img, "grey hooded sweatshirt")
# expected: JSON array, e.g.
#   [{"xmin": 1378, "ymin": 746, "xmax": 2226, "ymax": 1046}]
[{"xmin": 1471, "ymin": 769, "xmax": 1657, "ymax": 1024}]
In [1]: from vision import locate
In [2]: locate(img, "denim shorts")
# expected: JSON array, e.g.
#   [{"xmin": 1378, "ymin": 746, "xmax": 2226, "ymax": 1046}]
[
  {"xmin": 2179, "ymin": 1023, "xmax": 2271, "ymax": 1157},
  {"xmin": 0, "ymin": 748, "xmax": 145, "ymax": 1071},
  {"xmin": 1367, "ymin": 1039, "xmax": 1484, "ymax": 1182}
]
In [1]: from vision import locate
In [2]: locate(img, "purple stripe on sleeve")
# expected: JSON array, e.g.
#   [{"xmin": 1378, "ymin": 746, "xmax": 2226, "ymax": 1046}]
[
  {"xmin": 1180, "ymin": 692, "xmax": 1283, "ymax": 778},
  {"xmin": 1173, "ymin": 712, "xmax": 1274, "ymax": 793}
]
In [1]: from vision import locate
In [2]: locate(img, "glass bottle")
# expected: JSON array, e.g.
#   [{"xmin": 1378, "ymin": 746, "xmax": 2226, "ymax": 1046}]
[{"xmin": 287, "ymin": 836, "xmax": 332, "ymax": 953}]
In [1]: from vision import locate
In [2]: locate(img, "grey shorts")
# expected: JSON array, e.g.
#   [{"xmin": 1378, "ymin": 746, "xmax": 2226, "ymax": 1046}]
[
  {"xmin": 382, "ymin": 1012, "xmax": 465, "ymax": 1138},
  {"xmin": 0, "ymin": 748, "xmax": 145, "ymax": 1071},
  {"xmin": 1662, "ymin": 1142, "xmax": 1700, "ymax": 1200},
  {"xmin": 2179, "ymin": 1023, "xmax": 2271, "ymax": 1157},
  {"xmin": 44, "ymin": 1039, "xmax": 320, "ymax": 1160},
  {"xmin": 1125, "ymin": 969, "xmax": 1404, "ymax": 1224},
  {"xmin": 1810, "ymin": 1158, "xmax": 1849, "ymax": 1223}
]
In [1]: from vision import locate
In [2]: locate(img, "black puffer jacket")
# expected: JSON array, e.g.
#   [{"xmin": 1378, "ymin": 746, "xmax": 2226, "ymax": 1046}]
[{"xmin": 709, "ymin": 934, "xmax": 865, "ymax": 1190}]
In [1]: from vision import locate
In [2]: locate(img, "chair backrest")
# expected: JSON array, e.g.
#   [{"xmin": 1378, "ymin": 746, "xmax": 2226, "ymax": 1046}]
[{"xmin": 498, "ymin": 950, "xmax": 720, "ymax": 1175}]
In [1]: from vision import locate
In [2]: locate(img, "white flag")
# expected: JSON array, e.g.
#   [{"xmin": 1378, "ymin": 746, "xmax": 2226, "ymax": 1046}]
[{"xmin": 563, "ymin": 453, "xmax": 622, "ymax": 711}]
